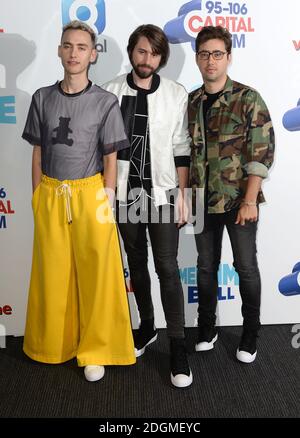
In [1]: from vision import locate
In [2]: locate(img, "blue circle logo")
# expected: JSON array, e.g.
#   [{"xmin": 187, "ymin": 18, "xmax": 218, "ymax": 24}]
[{"xmin": 77, "ymin": 6, "xmax": 91, "ymax": 21}]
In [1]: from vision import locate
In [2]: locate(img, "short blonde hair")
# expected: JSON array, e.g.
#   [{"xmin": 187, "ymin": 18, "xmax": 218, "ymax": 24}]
[{"xmin": 61, "ymin": 20, "xmax": 96, "ymax": 47}]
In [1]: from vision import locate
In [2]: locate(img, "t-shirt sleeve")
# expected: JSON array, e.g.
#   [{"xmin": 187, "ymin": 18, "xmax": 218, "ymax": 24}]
[
  {"xmin": 22, "ymin": 91, "xmax": 42, "ymax": 146},
  {"xmin": 100, "ymin": 98, "xmax": 130, "ymax": 155}
]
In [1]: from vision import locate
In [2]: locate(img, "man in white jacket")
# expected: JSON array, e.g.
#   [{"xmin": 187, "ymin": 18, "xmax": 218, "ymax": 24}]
[{"xmin": 103, "ymin": 24, "xmax": 192, "ymax": 388}]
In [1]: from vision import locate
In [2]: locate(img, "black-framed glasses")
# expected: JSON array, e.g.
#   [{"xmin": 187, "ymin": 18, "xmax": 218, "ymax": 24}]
[{"xmin": 197, "ymin": 50, "xmax": 227, "ymax": 61}]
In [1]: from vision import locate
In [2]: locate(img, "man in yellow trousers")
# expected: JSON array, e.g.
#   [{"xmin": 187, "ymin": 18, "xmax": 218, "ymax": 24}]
[{"xmin": 22, "ymin": 20, "xmax": 135, "ymax": 381}]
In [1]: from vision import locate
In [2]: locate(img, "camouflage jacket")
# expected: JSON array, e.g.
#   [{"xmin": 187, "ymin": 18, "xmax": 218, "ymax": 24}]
[{"xmin": 188, "ymin": 76, "xmax": 275, "ymax": 214}]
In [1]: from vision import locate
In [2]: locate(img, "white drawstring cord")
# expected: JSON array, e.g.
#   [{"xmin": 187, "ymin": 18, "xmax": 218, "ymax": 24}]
[{"xmin": 56, "ymin": 183, "xmax": 72, "ymax": 224}]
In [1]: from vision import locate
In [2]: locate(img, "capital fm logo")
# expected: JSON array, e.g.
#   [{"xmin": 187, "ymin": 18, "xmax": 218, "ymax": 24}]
[
  {"xmin": 292, "ymin": 40, "xmax": 300, "ymax": 51},
  {"xmin": 282, "ymin": 99, "xmax": 300, "ymax": 132},
  {"xmin": 279, "ymin": 262, "xmax": 300, "ymax": 297},
  {"xmin": 280, "ymin": 262, "xmax": 300, "ymax": 349},
  {"xmin": 164, "ymin": 0, "xmax": 254, "ymax": 52},
  {"xmin": 0, "ymin": 187, "xmax": 15, "ymax": 229},
  {"xmin": 62, "ymin": 0, "xmax": 106, "ymax": 36}
]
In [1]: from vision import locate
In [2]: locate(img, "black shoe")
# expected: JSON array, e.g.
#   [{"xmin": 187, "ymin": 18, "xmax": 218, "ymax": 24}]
[
  {"xmin": 170, "ymin": 338, "xmax": 193, "ymax": 388},
  {"xmin": 236, "ymin": 329, "xmax": 258, "ymax": 363},
  {"xmin": 134, "ymin": 319, "xmax": 158, "ymax": 357},
  {"xmin": 195, "ymin": 326, "xmax": 218, "ymax": 352}
]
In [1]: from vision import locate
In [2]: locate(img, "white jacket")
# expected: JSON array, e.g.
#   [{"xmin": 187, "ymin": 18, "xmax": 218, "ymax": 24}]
[{"xmin": 102, "ymin": 74, "xmax": 191, "ymax": 206}]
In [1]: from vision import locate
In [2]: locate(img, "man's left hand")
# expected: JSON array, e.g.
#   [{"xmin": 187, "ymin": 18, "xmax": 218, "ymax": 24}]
[{"xmin": 235, "ymin": 204, "xmax": 258, "ymax": 226}]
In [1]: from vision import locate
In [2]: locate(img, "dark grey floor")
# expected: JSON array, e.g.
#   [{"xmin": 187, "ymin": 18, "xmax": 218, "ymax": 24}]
[{"xmin": 0, "ymin": 325, "xmax": 299, "ymax": 418}]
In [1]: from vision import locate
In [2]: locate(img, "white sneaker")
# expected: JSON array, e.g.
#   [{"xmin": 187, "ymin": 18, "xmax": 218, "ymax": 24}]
[
  {"xmin": 195, "ymin": 334, "xmax": 218, "ymax": 352},
  {"xmin": 236, "ymin": 329, "xmax": 258, "ymax": 363},
  {"xmin": 84, "ymin": 365, "xmax": 105, "ymax": 382},
  {"xmin": 236, "ymin": 349, "xmax": 257, "ymax": 363},
  {"xmin": 134, "ymin": 333, "xmax": 158, "ymax": 357},
  {"xmin": 171, "ymin": 371, "xmax": 193, "ymax": 388},
  {"xmin": 170, "ymin": 338, "xmax": 193, "ymax": 388}
]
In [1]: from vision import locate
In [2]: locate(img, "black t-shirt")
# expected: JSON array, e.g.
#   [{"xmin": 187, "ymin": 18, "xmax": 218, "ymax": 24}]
[
  {"xmin": 126, "ymin": 72, "xmax": 160, "ymax": 198},
  {"xmin": 203, "ymin": 90, "xmax": 221, "ymax": 132},
  {"xmin": 203, "ymin": 90, "xmax": 222, "ymax": 210}
]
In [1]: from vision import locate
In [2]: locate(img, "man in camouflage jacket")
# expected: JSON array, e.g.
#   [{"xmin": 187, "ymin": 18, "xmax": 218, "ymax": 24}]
[{"xmin": 189, "ymin": 26, "xmax": 274, "ymax": 364}]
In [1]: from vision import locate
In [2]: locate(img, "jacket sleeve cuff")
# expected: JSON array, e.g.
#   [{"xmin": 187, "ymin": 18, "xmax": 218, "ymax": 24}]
[
  {"xmin": 173, "ymin": 141, "xmax": 191, "ymax": 158},
  {"xmin": 174, "ymin": 156, "xmax": 190, "ymax": 167},
  {"xmin": 243, "ymin": 161, "xmax": 269, "ymax": 178}
]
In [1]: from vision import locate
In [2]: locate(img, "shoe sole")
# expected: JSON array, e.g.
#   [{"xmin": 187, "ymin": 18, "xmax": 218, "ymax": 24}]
[
  {"xmin": 171, "ymin": 371, "xmax": 193, "ymax": 388},
  {"xmin": 195, "ymin": 334, "xmax": 218, "ymax": 352},
  {"xmin": 135, "ymin": 333, "xmax": 158, "ymax": 358},
  {"xmin": 236, "ymin": 348, "xmax": 257, "ymax": 363}
]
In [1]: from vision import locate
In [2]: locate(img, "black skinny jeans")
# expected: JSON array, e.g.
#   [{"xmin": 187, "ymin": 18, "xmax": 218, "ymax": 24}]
[
  {"xmin": 117, "ymin": 202, "xmax": 185, "ymax": 338},
  {"xmin": 194, "ymin": 208, "xmax": 261, "ymax": 331}
]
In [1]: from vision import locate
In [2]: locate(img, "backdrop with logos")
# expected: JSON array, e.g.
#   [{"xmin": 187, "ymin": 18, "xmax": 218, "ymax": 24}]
[{"xmin": 1, "ymin": 0, "xmax": 300, "ymax": 335}]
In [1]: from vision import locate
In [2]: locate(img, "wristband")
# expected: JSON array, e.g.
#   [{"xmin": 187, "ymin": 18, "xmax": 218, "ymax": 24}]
[{"xmin": 241, "ymin": 200, "xmax": 257, "ymax": 207}]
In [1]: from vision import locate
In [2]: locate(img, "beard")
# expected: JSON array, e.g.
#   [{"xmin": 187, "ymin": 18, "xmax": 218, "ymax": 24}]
[{"xmin": 132, "ymin": 62, "xmax": 157, "ymax": 79}]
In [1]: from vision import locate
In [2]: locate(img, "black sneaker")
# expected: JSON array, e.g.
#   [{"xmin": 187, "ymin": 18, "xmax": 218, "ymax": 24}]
[
  {"xmin": 134, "ymin": 319, "xmax": 158, "ymax": 357},
  {"xmin": 236, "ymin": 329, "xmax": 258, "ymax": 363},
  {"xmin": 195, "ymin": 326, "xmax": 218, "ymax": 352},
  {"xmin": 170, "ymin": 338, "xmax": 193, "ymax": 388}
]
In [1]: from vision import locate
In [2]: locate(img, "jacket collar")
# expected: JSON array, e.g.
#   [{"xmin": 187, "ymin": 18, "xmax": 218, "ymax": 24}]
[{"xmin": 127, "ymin": 71, "xmax": 160, "ymax": 94}]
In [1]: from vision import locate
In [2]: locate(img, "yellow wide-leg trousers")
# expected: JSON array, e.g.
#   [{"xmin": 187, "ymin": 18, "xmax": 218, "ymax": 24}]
[{"xmin": 23, "ymin": 173, "xmax": 135, "ymax": 367}]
